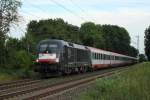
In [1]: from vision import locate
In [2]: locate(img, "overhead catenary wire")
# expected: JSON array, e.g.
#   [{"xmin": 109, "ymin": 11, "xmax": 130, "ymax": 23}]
[
  {"xmin": 69, "ymin": 0, "xmax": 97, "ymax": 22},
  {"xmin": 12, "ymin": 0, "xmax": 92, "ymax": 39},
  {"xmin": 49, "ymin": 0, "xmax": 87, "ymax": 22}
]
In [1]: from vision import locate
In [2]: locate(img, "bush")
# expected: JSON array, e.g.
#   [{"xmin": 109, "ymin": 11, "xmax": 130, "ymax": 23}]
[
  {"xmin": 80, "ymin": 62, "xmax": 150, "ymax": 100},
  {"xmin": 14, "ymin": 50, "xmax": 31, "ymax": 69}
]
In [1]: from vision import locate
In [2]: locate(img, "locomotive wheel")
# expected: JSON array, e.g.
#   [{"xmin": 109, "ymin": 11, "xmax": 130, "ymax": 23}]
[
  {"xmin": 81, "ymin": 66, "xmax": 87, "ymax": 73},
  {"xmin": 83, "ymin": 66, "xmax": 87, "ymax": 73},
  {"xmin": 74, "ymin": 67, "xmax": 79, "ymax": 73}
]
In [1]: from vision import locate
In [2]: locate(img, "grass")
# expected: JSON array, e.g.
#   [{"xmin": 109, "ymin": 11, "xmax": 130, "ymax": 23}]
[
  {"xmin": 0, "ymin": 67, "xmax": 36, "ymax": 82},
  {"xmin": 0, "ymin": 68, "xmax": 17, "ymax": 82},
  {"xmin": 79, "ymin": 62, "xmax": 150, "ymax": 100}
]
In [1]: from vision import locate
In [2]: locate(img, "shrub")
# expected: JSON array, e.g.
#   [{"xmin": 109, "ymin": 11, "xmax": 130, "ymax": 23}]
[{"xmin": 80, "ymin": 62, "xmax": 150, "ymax": 100}]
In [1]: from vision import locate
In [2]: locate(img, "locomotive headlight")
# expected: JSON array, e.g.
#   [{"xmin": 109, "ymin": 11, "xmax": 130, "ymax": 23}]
[
  {"xmin": 36, "ymin": 59, "xmax": 39, "ymax": 62},
  {"xmin": 56, "ymin": 58, "xmax": 59, "ymax": 62}
]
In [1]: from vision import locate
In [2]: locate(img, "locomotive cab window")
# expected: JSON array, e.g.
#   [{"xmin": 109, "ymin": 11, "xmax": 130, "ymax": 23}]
[{"xmin": 39, "ymin": 43, "xmax": 58, "ymax": 53}]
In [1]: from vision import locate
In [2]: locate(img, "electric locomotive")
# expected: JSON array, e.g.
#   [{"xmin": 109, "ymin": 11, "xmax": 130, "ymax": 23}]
[{"xmin": 34, "ymin": 39, "xmax": 91, "ymax": 75}]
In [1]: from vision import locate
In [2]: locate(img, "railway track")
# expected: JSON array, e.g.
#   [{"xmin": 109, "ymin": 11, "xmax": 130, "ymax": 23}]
[
  {"xmin": 0, "ymin": 79, "xmax": 41, "ymax": 91},
  {"xmin": 0, "ymin": 66, "xmax": 129, "ymax": 100}
]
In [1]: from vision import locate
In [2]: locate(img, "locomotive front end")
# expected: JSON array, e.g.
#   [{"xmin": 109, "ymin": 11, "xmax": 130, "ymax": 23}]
[{"xmin": 34, "ymin": 39, "xmax": 62, "ymax": 74}]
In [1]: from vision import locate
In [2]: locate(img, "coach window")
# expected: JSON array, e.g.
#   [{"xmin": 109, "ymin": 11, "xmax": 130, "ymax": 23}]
[
  {"xmin": 103, "ymin": 54, "xmax": 105, "ymax": 60},
  {"xmin": 103, "ymin": 54, "xmax": 104, "ymax": 60},
  {"xmin": 93, "ymin": 53, "xmax": 94, "ymax": 59},
  {"xmin": 105, "ymin": 55, "xmax": 107, "ymax": 60},
  {"xmin": 110, "ymin": 55, "xmax": 112, "ymax": 60},
  {"xmin": 92, "ymin": 53, "xmax": 94, "ymax": 59},
  {"xmin": 99, "ymin": 53, "xmax": 101, "ymax": 59},
  {"xmin": 99, "ymin": 54, "xmax": 101, "ymax": 59},
  {"xmin": 100, "ymin": 53, "xmax": 102, "ymax": 59},
  {"xmin": 102, "ymin": 54, "xmax": 104, "ymax": 60},
  {"xmin": 107, "ymin": 55, "xmax": 109, "ymax": 60}
]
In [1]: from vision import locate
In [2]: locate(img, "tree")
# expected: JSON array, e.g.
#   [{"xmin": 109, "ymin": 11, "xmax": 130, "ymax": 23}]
[
  {"xmin": 101, "ymin": 25, "xmax": 131, "ymax": 54},
  {"xmin": 0, "ymin": 0, "xmax": 21, "ymax": 67},
  {"xmin": 0, "ymin": 0, "xmax": 21, "ymax": 33},
  {"xmin": 145, "ymin": 26, "xmax": 150, "ymax": 61},
  {"xmin": 26, "ymin": 18, "xmax": 81, "ymax": 54},
  {"xmin": 139, "ymin": 54, "xmax": 147, "ymax": 62},
  {"xmin": 80, "ymin": 22, "xmax": 105, "ymax": 48}
]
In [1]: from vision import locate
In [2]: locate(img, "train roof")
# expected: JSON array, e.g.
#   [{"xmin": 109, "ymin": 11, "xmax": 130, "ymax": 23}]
[
  {"xmin": 39, "ymin": 39, "xmax": 88, "ymax": 50},
  {"xmin": 39, "ymin": 39, "xmax": 137, "ymax": 59}
]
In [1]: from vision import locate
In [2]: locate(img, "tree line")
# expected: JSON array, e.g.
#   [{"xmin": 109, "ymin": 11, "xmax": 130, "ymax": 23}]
[{"xmin": 26, "ymin": 19, "xmax": 138, "ymax": 57}]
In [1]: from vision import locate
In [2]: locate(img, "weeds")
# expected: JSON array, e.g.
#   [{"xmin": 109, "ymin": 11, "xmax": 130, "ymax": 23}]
[{"xmin": 80, "ymin": 62, "xmax": 150, "ymax": 100}]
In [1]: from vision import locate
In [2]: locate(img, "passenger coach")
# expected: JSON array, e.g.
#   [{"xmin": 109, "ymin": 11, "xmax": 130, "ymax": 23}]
[{"xmin": 88, "ymin": 47, "xmax": 137, "ymax": 69}]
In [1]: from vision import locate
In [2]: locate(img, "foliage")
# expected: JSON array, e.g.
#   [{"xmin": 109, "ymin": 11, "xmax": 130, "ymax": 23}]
[
  {"xmin": 80, "ymin": 62, "xmax": 150, "ymax": 100},
  {"xmin": 14, "ymin": 50, "xmax": 31, "ymax": 69},
  {"xmin": 0, "ymin": 50, "xmax": 33, "ymax": 79},
  {"xmin": 0, "ymin": 0, "xmax": 21, "ymax": 67},
  {"xmin": 26, "ymin": 19, "xmax": 138, "ymax": 57},
  {"xmin": 5, "ymin": 37, "xmax": 22, "ymax": 68},
  {"xmin": 0, "ymin": 0, "xmax": 21, "ymax": 33},
  {"xmin": 0, "ymin": 31, "xmax": 6, "ymax": 67},
  {"xmin": 139, "ymin": 54, "xmax": 147, "ymax": 62},
  {"xmin": 80, "ymin": 22, "xmax": 105, "ymax": 48},
  {"xmin": 144, "ymin": 26, "xmax": 150, "ymax": 61},
  {"xmin": 101, "ymin": 25, "xmax": 133, "ymax": 55}
]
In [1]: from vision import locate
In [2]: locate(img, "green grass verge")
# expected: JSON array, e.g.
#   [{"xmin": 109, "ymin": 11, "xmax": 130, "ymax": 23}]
[
  {"xmin": 80, "ymin": 62, "xmax": 150, "ymax": 100},
  {"xmin": 0, "ymin": 67, "xmax": 36, "ymax": 82}
]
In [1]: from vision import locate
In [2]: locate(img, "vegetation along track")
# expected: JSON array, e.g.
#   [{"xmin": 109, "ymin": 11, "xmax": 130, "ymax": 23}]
[{"xmin": 0, "ymin": 66, "xmax": 130, "ymax": 100}]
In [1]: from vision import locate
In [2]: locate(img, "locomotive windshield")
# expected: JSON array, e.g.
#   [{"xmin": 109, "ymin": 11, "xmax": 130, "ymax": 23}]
[{"xmin": 39, "ymin": 43, "xmax": 58, "ymax": 53}]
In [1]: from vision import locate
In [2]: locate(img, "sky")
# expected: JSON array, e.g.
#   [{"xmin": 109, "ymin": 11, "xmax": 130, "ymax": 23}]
[{"xmin": 10, "ymin": 0, "xmax": 150, "ymax": 54}]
